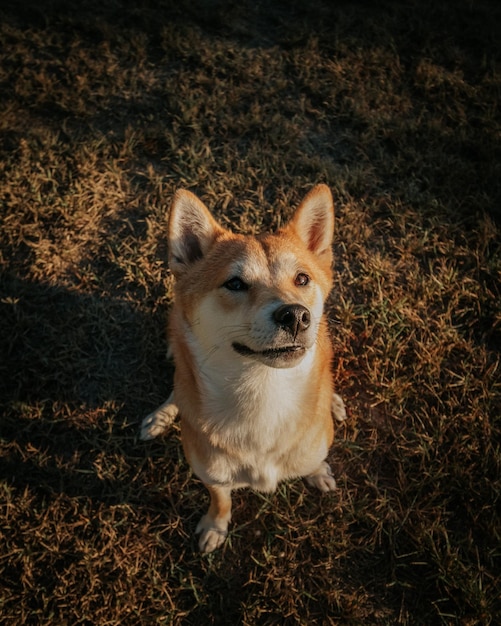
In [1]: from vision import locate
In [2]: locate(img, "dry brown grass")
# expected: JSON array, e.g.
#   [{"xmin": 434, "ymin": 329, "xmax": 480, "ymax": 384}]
[{"xmin": 1, "ymin": 0, "xmax": 500, "ymax": 623}]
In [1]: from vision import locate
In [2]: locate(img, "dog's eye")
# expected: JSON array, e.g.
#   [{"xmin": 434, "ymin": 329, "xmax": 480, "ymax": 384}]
[
  {"xmin": 295, "ymin": 273, "xmax": 310, "ymax": 287},
  {"xmin": 223, "ymin": 277, "xmax": 249, "ymax": 291}
]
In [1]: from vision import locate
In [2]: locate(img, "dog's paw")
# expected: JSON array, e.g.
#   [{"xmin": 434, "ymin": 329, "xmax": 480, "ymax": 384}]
[
  {"xmin": 140, "ymin": 402, "xmax": 178, "ymax": 440},
  {"xmin": 305, "ymin": 461, "xmax": 337, "ymax": 493},
  {"xmin": 196, "ymin": 515, "xmax": 228, "ymax": 553},
  {"xmin": 332, "ymin": 392, "xmax": 347, "ymax": 422}
]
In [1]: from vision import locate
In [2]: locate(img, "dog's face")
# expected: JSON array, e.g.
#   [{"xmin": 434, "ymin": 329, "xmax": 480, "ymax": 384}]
[{"xmin": 168, "ymin": 185, "xmax": 335, "ymax": 369}]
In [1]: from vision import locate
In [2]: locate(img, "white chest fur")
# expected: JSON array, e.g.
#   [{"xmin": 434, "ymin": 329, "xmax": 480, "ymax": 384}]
[{"xmin": 184, "ymin": 324, "xmax": 319, "ymax": 491}]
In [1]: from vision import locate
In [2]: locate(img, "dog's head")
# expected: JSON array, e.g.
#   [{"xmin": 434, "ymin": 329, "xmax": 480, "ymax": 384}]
[{"xmin": 168, "ymin": 185, "xmax": 335, "ymax": 369}]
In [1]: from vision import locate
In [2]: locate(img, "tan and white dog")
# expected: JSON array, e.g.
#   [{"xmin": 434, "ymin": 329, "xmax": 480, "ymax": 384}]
[{"xmin": 140, "ymin": 184, "xmax": 346, "ymax": 552}]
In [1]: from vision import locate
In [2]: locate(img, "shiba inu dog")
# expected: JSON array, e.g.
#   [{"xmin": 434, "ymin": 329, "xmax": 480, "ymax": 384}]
[{"xmin": 140, "ymin": 184, "xmax": 346, "ymax": 552}]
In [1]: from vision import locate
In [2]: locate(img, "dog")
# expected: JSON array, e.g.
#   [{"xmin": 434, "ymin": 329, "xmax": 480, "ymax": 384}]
[{"xmin": 140, "ymin": 184, "xmax": 346, "ymax": 552}]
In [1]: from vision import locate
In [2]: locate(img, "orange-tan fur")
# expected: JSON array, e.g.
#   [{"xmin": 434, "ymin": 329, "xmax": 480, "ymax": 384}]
[{"xmin": 141, "ymin": 184, "xmax": 345, "ymax": 552}]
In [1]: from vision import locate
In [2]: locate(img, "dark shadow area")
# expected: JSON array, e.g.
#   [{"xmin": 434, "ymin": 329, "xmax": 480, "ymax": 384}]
[
  {"xmin": 1, "ymin": 0, "xmax": 500, "ymax": 222},
  {"xmin": 0, "ymin": 275, "xmax": 176, "ymax": 503},
  {"xmin": 0, "ymin": 275, "xmax": 170, "ymax": 409}
]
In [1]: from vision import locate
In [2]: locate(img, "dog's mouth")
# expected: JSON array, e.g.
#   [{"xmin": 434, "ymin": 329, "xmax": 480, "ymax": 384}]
[{"xmin": 232, "ymin": 342, "xmax": 306, "ymax": 365}]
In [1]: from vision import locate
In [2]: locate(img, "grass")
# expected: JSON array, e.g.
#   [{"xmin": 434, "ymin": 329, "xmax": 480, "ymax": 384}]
[{"xmin": 0, "ymin": 0, "xmax": 500, "ymax": 623}]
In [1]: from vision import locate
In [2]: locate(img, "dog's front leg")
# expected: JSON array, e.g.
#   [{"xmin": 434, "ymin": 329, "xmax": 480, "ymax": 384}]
[
  {"xmin": 196, "ymin": 484, "xmax": 232, "ymax": 553},
  {"xmin": 140, "ymin": 391, "xmax": 178, "ymax": 440}
]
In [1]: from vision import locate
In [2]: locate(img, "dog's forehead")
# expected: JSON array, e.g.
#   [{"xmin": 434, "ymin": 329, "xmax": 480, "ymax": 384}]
[{"xmin": 226, "ymin": 235, "xmax": 301, "ymax": 282}]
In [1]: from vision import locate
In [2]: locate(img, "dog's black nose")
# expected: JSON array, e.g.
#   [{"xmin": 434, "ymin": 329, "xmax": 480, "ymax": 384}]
[{"xmin": 273, "ymin": 304, "xmax": 311, "ymax": 337}]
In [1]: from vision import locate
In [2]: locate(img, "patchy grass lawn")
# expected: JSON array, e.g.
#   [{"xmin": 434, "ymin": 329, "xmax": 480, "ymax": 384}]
[{"xmin": 1, "ymin": 0, "xmax": 500, "ymax": 623}]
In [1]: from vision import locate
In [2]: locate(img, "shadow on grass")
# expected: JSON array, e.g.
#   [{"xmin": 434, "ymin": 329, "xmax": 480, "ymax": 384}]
[
  {"xmin": 2, "ymin": 0, "xmax": 499, "ymax": 224},
  {"xmin": 0, "ymin": 274, "xmax": 176, "ymax": 506}
]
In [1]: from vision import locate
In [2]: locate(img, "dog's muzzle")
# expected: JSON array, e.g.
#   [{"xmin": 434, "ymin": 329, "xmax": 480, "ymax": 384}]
[{"xmin": 232, "ymin": 303, "xmax": 312, "ymax": 367}]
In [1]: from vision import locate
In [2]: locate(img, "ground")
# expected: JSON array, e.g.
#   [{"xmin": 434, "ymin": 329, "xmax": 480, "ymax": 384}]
[{"xmin": 0, "ymin": 0, "xmax": 500, "ymax": 624}]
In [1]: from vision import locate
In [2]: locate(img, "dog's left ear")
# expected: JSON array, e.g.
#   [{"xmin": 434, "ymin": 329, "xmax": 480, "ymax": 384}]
[{"xmin": 290, "ymin": 184, "xmax": 334, "ymax": 260}]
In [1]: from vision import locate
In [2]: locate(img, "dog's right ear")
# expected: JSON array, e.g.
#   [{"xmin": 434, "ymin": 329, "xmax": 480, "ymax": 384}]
[{"xmin": 168, "ymin": 190, "xmax": 223, "ymax": 276}]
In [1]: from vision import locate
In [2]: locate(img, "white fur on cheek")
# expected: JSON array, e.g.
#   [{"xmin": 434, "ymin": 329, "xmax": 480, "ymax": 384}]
[{"xmin": 189, "ymin": 293, "xmax": 246, "ymax": 363}]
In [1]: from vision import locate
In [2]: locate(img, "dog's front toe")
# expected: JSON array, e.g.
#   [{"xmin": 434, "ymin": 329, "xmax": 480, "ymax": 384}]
[
  {"xmin": 196, "ymin": 515, "xmax": 229, "ymax": 553},
  {"xmin": 332, "ymin": 393, "xmax": 347, "ymax": 422},
  {"xmin": 140, "ymin": 401, "xmax": 178, "ymax": 440},
  {"xmin": 140, "ymin": 415, "xmax": 163, "ymax": 440},
  {"xmin": 198, "ymin": 528, "xmax": 228, "ymax": 553},
  {"xmin": 305, "ymin": 461, "xmax": 337, "ymax": 492}
]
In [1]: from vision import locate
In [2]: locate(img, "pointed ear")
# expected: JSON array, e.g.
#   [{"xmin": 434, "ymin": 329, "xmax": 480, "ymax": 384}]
[
  {"xmin": 168, "ymin": 189, "xmax": 223, "ymax": 276},
  {"xmin": 290, "ymin": 184, "xmax": 334, "ymax": 260}
]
